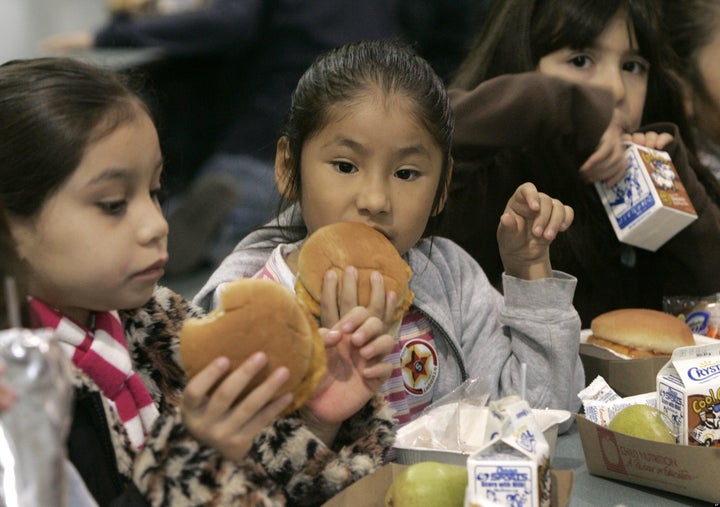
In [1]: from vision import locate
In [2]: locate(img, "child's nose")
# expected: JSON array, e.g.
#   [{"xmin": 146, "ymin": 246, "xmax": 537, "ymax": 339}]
[
  {"xmin": 356, "ymin": 183, "xmax": 390, "ymax": 215},
  {"xmin": 140, "ymin": 203, "xmax": 169, "ymax": 245},
  {"xmin": 599, "ymin": 67, "xmax": 626, "ymax": 105}
]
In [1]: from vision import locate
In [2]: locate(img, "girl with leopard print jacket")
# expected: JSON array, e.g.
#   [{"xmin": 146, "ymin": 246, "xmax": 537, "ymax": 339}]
[{"xmin": 67, "ymin": 286, "xmax": 393, "ymax": 506}]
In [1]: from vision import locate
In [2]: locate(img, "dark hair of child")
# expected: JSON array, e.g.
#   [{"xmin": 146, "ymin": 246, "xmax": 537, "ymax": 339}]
[{"xmin": 0, "ymin": 57, "xmax": 151, "ymax": 220}]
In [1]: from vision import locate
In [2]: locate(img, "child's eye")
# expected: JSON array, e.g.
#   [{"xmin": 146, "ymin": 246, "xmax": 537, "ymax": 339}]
[
  {"xmin": 568, "ymin": 55, "xmax": 593, "ymax": 69},
  {"xmin": 395, "ymin": 169, "xmax": 420, "ymax": 181},
  {"xmin": 623, "ymin": 59, "xmax": 649, "ymax": 75},
  {"xmin": 333, "ymin": 161, "xmax": 357, "ymax": 174},
  {"xmin": 97, "ymin": 200, "xmax": 127, "ymax": 215}
]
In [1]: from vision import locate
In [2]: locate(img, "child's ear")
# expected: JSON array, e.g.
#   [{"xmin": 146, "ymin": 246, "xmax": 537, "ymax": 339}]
[
  {"xmin": 432, "ymin": 157, "xmax": 454, "ymax": 216},
  {"xmin": 274, "ymin": 136, "xmax": 298, "ymax": 201},
  {"xmin": 5, "ymin": 215, "xmax": 33, "ymax": 264}
]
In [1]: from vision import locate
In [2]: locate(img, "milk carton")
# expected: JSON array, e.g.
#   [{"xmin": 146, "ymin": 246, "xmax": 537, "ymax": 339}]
[
  {"xmin": 656, "ymin": 343, "xmax": 720, "ymax": 446},
  {"xmin": 465, "ymin": 397, "xmax": 550, "ymax": 507},
  {"xmin": 595, "ymin": 143, "xmax": 697, "ymax": 252}
]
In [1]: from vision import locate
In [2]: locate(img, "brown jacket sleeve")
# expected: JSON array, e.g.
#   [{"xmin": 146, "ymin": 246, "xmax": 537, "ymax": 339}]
[
  {"xmin": 644, "ymin": 123, "xmax": 720, "ymax": 299},
  {"xmin": 450, "ymin": 72, "xmax": 614, "ymax": 155},
  {"xmin": 442, "ymin": 73, "xmax": 616, "ymax": 287}
]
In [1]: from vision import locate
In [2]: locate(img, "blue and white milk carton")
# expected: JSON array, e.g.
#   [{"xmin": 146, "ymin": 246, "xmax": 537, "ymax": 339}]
[
  {"xmin": 465, "ymin": 397, "xmax": 551, "ymax": 507},
  {"xmin": 595, "ymin": 143, "xmax": 697, "ymax": 252}
]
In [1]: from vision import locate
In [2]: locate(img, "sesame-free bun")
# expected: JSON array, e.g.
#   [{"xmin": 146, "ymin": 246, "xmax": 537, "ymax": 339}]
[
  {"xmin": 179, "ymin": 278, "xmax": 326, "ymax": 415},
  {"xmin": 294, "ymin": 222, "xmax": 414, "ymax": 323},
  {"xmin": 588, "ymin": 308, "xmax": 694, "ymax": 358}
]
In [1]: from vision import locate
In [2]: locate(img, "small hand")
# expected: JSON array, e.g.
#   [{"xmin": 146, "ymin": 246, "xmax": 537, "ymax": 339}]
[
  {"xmin": 40, "ymin": 32, "xmax": 95, "ymax": 52},
  {"xmin": 305, "ymin": 307, "xmax": 394, "ymax": 437},
  {"xmin": 181, "ymin": 353, "xmax": 292, "ymax": 463},
  {"xmin": 319, "ymin": 266, "xmax": 399, "ymax": 337},
  {"xmin": 580, "ymin": 121, "xmax": 626, "ymax": 187},
  {"xmin": 625, "ymin": 130, "xmax": 674, "ymax": 151},
  {"xmin": 498, "ymin": 182, "xmax": 574, "ymax": 280}
]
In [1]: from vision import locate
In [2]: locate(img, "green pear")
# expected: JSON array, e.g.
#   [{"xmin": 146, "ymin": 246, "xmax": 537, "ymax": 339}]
[
  {"xmin": 385, "ymin": 461, "xmax": 467, "ymax": 507},
  {"xmin": 608, "ymin": 405, "xmax": 676, "ymax": 444}
]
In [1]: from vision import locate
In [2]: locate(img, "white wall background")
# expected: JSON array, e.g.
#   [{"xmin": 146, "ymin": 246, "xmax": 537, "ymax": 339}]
[{"xmin": 0, "ymin": 0, "xmax": 108, "ymax": 63}]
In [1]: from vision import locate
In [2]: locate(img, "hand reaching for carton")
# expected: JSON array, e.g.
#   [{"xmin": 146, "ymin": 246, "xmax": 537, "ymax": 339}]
[
  {"xmin": 580, "ymin": 120, "xmax": 627, "ymax": 187},
  {"xmin": 580, "ymin": 111, "xmax": 675, "ymax": 188}
]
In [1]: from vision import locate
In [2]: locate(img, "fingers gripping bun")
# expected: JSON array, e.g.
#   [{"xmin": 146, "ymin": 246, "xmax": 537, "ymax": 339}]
[
  {"xmin": 589, "ymin": 308, "xmax": 694, "ymax": 357},
  {"xmin": 294, "ymin": 222, "xmax": 414, "ymax": 323},
  {"xmin": 179, "ymin": 279, "xmax": 326, "ymax": 415}
]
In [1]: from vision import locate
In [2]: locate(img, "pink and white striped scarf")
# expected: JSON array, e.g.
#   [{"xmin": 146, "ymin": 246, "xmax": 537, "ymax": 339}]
[{"xmin": 28, "ymin": 298, "xmax": 159, "ymax": 449}]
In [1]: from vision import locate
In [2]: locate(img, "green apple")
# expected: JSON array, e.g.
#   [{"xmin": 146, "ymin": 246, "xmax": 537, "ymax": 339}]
[
  {"xmin": 385, "ymin": 461, "xmax": 467, "ymax": 507},
  {"xmin": 608, "ymin": 405, "xmax": 676, "ymax": 444}
]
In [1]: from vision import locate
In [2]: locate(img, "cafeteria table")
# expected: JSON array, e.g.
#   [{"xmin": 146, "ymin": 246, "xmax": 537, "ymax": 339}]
[{"xmin": 555, "ymin": 422, "xmax": 714, "ymax": 506}]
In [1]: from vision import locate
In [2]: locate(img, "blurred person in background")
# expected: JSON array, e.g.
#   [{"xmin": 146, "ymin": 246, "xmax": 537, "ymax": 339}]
[
  {"xmin": 44, "ymin": 0, "xmax": 491, "ymax": 276},
  {"xmin": 437, "ymin": 0, "xmax": 720, "ymax": 327},
  {"xmin": 662, "ymin": 0, "xmax": 720, "ymax": 181}
]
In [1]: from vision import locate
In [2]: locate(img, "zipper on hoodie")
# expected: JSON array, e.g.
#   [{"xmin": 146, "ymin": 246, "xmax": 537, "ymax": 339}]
[{"xmin": 420, "ymin": 310, "xmax": 468, "ymax": 382}]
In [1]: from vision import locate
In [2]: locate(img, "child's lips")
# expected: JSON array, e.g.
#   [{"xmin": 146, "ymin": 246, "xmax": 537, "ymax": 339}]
[
  {"xmin": 135, "ymin": 258, "xmax": 167, "ymax": 279},
  {"xmin": 371, "ymin": 226, "xmax": 392, "ymax": 242}
]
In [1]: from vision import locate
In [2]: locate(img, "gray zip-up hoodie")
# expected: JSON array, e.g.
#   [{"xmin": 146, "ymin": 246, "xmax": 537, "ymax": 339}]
[{"xmin": 194, "ymin": 215, "xmax": 584, "ymax": 427}]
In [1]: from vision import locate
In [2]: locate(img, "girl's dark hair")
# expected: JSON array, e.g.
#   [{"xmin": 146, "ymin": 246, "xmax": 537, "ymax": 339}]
[
  {"xmin": 0, "ymin": 57, "xmax": 149, "ymax": 219},
  {"xmin": 451, "ymin": 0, "xmax": 692, "ymax": 150},
  {"xmin": 277, "ymin": 39, "xmax": 454, "ymax": 236},
  {"xmin": 661, "ymin": 0, "xmax": 720, "ymax": 108},
  {"xmin": 0, "ymin": 202, "xmax": 29, "ymax": 328}
]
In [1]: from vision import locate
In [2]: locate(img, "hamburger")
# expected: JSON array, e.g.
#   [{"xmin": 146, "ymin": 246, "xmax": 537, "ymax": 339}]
[
  {"xmin": 179, "ymin": 278, "xmax": 326, "ymax": 415},
  {"xmin": 294, "ymin": 222, "xmax": 414, "ymax": 326},
  {"xmin": 587, "ymin": 308, "xmax": 694, "ymax": 358}
]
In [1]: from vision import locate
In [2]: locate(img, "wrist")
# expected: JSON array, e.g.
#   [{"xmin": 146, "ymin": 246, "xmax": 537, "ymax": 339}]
[
  {"xmin": 299, "ymin": 407, "xmax": 341, "ymax": 447},
  {"xmin": 503, "ymin": 260, "xmax": 552, "ymax": 280}
]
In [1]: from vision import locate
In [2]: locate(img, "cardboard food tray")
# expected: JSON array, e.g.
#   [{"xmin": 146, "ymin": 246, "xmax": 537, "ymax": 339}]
[
  {"xmin": 321, "ymin": 463, "xmax": 574, "ymax": 507},
  {"xmin": 576, "ymin": 413, "xmax": 720, "ymax": 503},
  {"xmin": 579, "ymin": 330, "xmax": 715, "ymax": 397}
]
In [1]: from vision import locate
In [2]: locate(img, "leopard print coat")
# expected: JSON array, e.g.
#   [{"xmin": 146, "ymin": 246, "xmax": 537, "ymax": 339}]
[{"xmin": 71, "ymin": 285, "xmax": 395, "ymax": 506}]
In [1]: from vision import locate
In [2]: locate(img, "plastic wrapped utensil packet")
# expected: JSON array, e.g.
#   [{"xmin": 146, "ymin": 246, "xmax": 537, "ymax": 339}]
[
  {"xmin": 421, "ymin": 377, "xmax": 493, "ymax": 452},
  {"xmin": 578, "ymin": 375, "xmax": 657, "ymax": 427},
  {"xmin": 0, "ymin": 328, "xmax": 73, "ymax": 507}
]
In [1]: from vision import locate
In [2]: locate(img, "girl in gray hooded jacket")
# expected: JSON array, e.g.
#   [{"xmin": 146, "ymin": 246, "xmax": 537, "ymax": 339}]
[{"xmin": 195, "ymin": 39, "xmax": 585, "ymax": 431}]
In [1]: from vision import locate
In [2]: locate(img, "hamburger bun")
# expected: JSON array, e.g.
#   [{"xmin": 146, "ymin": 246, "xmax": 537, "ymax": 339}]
[
  {"xmin": 179, "ymin": 278, "xmax": 326, "ymax": 415},
  {"xmin": 294, "ymin": 222, "xmax": 414, "ymax": 324},
  {"xmin": 588, "ymin": 308, "xmax": 694, "ymax": 358}
]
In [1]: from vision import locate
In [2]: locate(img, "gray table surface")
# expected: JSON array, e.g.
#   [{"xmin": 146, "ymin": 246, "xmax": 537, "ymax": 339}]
[{"xmin": 556, "ymin": 421, "xmax": 712, "ymax": 506}]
